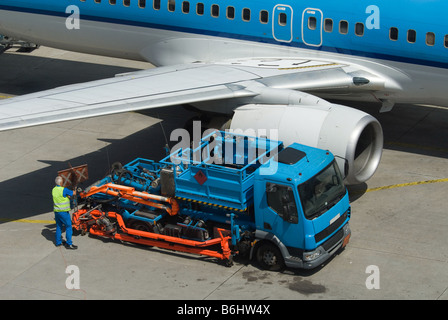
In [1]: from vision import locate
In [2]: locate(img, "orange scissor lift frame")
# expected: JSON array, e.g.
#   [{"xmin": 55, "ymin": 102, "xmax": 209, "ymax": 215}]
[{"xmin": 72, "ymin": 183, "xmax": 234, "ymax": 264}]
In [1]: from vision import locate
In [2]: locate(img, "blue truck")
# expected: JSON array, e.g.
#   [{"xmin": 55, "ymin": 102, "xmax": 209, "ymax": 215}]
[{"xmin": 73, "ymin": 130, "xmax": 351, "ymax": 270}]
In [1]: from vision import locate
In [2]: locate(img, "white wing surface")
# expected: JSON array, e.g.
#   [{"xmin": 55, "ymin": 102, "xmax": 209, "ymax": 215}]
[{"xmin": 0, "ymin": 58, "xmax": 388, "ymax": 131}]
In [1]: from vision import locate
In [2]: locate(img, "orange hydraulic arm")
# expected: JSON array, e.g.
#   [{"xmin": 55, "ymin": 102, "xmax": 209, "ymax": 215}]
[
  {"xmin": 72, "ymin": 183, "xmax": 234, "ymax": 264},
  {"xmin": 82, "ymin": 183, "xmax": 179, "ymax": 216}
]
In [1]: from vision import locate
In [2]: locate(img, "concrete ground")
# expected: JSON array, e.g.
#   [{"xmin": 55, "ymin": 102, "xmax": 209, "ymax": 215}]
[{"xmin": 0, "ymin": 47, "xmax": 447, "ymax": 300}]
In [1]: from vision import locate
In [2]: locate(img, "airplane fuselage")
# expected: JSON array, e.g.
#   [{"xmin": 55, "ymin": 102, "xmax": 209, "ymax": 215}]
[{"xmin": 1, "ymin": 0, "xmax": 448, "ymax": 106}]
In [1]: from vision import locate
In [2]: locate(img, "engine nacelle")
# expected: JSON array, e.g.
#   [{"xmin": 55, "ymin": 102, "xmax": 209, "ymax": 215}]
[{"xmin": 230, "ymin": 103, "xmax": 383, "ymax": 185}]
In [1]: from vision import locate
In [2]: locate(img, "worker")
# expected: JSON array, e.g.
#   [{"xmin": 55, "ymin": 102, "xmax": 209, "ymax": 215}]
[{"xmin": 52, "ymin": 176, "xmax": 78, "ymax": 249}]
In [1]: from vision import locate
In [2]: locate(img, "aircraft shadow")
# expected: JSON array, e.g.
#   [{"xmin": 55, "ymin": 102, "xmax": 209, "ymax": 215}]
[
  {"xmin": 0, "ymin": 50, "xmax": 149, "ymax": 96},
  {"xmin": 0, "ymin": 105, "xmax": 197, "ymax": 224},
  {"xmin": 330, "ymin": 99, "xmax": 448, "ymax": 160}
]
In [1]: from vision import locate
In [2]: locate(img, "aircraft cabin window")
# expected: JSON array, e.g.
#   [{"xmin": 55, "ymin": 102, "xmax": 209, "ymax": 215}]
[
  {"xmin": 390, "ymin": 27, "xmax": 399, "ymax": 41},
  {"xmin": 109, "ymin": 0, "xmax": 116, "ymax": 4},
  {"xmin": 182, "ymin": 1, "xmax": 189, "ymax": 13},
  {"xmin": 139, "ymin": 0, "xmax": 146, "ymax": 8},
  {"xmin": 444, "ymin": 35, "xmax": 448, "ymax": 48},
  {"xmin": 182, "ymin": 1, "xmax": 190, "ymax": 13},
  {"xmin": 153, "ymin": 0, "xmax": 160, "ymax": 10},
  {"xmin": 124, "ymin": 0, "xmax": 130, "ymax": 7},
  {"xmin": 168, "ymin": 0, "xmax": 175, "ymax": 12},
  {"xmin": 226, "ymin": 6, "xmax": 235, "ymax": 20},
  {"xmin": 260, "ymin": 10, "xmax": 269, "ymax": 24},
  {"xmin": 426, "ymin": 32, "xmax": 435, "ymax": 46},
  {"xmin": 278, "ymin": 13, "xmax": 287, "ymax": 26},
  {"xmin": 242, "ymin": 8, "xmax": 251, "ymax": 22},
  {"xmin": 308, "ymin": 17, "xmax": 317, "ymax": 30},
  {"xmin": 211, "ymin": 4, "xmax": 219, "ymax": 17},
  {"xmin": 324, "ymin": 18, "xmax": 333, "ymax": 32},
  {"xmin": 407, "ymin": 29, "xmax": 416, "ymax": 43},
  {"xmin": 355, "ymin": 22, "xmax": 364, "ymax": 36},
  {"xmin": 94, "ymin": 0, "xmax": 101, "ymax": 3},
  {"xmin": 339, "ymin": 20, "xmax": 348, "ymax": 34},
  {"xmin": 196, "ymin": 2, "xmax": 204, "ymax": 15}
]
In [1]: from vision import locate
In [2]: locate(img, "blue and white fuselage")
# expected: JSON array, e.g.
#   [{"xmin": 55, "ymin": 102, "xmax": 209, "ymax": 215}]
[{"xmin": 1, "ymin": 0, "xmax": 448, "ymax": 106}]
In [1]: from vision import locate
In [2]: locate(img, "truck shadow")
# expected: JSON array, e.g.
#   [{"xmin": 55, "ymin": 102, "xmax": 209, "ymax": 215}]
[{"xmin": 347, "ymin": 183, "xmax": 368, "ymax": 202}]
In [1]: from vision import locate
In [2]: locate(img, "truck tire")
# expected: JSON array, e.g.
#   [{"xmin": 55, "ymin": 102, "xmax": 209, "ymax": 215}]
[
  {"xmin": 128, "ymin": 220, "xmax": 154, "ymax": 233},
  {"xmin": 127, "ymin": 220, "xmax": 155, "ymax": 247},
  {"xmin": 256, "ymin": 242, "xmax": 285, "ymax": 271}
]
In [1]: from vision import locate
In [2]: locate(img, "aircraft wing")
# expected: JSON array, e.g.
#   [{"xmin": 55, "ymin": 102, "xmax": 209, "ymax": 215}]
[{"xmin": 0, "ymin": 58, "xmax": 392, "ymax": 131}]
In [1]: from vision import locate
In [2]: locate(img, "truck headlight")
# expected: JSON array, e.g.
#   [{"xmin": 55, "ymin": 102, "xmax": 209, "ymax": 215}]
[{"xmin": 303, "ymin": 249, "xmax": 321, "ymax": 261}]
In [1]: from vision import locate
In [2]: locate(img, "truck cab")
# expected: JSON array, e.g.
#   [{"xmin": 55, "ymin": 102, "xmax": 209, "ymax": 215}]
[{"xmin": 253, "ymin": 144, "xmax": 351, "ymax": 270}]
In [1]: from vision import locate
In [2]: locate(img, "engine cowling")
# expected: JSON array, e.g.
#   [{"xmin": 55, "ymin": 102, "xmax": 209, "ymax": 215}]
[{"xmin": 229, "ymin": 103, "xmax": 383, "ymax": 185}]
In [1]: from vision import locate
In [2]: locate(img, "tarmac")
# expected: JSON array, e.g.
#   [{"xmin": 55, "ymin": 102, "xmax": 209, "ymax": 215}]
[{"xmin": 0, "ymin": 46, "xmax": 447, "ymax": 300}]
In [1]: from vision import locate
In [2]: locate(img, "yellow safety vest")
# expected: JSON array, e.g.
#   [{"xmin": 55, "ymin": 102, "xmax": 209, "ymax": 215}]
[{"xmin": 52, "ymin": 186, "xmax": 70, "ymax": 212}]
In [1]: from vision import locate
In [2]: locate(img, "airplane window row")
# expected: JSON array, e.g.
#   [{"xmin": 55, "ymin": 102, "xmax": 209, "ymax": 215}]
[
  {"xmin": 389, "ymin": 28, "xmax": 443, "ymax": 47},
  {"xmin": 162, "ymin": 1, "xmax": 270, "ymax": 23},
  {"xmin": 319, "ymin": 18, "xmax": 447, "ymax": 48},
  {"xmin": 387, "ymin": 27, "xmax": 445, "ymax": 47},
  {"xmin": 321, "ymin": 18, "xmax": 361, "ymax": 36},
  {"xmin": 80, "ymin": 1, "xmax": 448, "ymax": 48},
  {"xmin": 81, "ymin": 0, "xmax": 270, "ymax": 23}
]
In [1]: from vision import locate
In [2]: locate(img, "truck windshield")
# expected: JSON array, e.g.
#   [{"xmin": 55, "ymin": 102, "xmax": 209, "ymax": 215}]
[{"xmin": 298, "ymin": 161, "xmax": 346, "ymax": 219}]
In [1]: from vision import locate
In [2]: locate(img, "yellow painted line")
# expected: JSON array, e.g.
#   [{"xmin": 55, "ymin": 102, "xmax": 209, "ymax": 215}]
[
  {"xmin": 0, "ymin": 95, "xmax": 13, "ymax": 99},
  {"xmin": 0, "ymin": 218, "xmax": 55, "ymax": 224},
  {"xmin": 365, "ymin": 178, "xmax": 448, "ymax": 193}
]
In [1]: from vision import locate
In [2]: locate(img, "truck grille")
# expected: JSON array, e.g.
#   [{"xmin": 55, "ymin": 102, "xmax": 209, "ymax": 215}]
[
  {"xmin": 314, "ymin": 211, "xmax": 348, "ymax": 244},
  {"xmin": 321, "ymin": 228, "xmax": 344, "ymax": 252}
]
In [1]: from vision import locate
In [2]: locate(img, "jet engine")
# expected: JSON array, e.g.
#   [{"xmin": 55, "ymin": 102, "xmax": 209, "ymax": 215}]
[{"xmin": 229, "ymin": 103, "xmax": 383, "ymax": 185}]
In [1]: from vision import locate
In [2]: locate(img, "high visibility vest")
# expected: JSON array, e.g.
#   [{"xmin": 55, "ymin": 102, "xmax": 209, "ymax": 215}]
[{"xmin": 52, "ymin": 186, "xmax": 70, "ymax": 212}]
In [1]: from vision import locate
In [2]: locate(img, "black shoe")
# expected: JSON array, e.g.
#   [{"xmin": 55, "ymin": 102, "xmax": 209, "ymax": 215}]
[
  {"xmin": 55, "ymin": 240, "xmax": 67, "ymax": 247},
  {"xmin": 65, "ymin": 244, "xmax": 78, "ymax": 250}
]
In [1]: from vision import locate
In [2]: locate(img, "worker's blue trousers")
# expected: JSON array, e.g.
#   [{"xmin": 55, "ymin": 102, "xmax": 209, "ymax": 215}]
[{"xmin": 54, "ymin": 211, "xmax": 73, "ymax": 246}]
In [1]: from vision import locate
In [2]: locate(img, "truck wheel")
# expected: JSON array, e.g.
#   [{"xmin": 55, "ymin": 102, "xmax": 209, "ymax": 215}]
[
  {"xmin": 224, "ymin": 256, "xmax": 234, "ymax": 267},
  {"xmin": 256, "ymin": 243, "xmax": 285, "ymax": 271},
  {"xmin": 127, "ymin": 220, "xmax": 154, "ymax": 247},
  {"xmin": 129, "ymin": 220, "xmax": 153, "ymax": 232}
]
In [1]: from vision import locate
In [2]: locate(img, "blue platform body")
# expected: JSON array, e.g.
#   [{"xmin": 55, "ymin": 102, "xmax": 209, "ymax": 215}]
[{"xmin": 160, "ymin": 131, "xmax": 283, "ymax": 211}]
